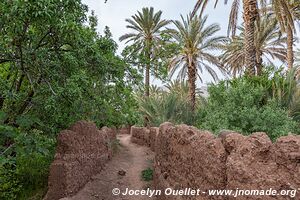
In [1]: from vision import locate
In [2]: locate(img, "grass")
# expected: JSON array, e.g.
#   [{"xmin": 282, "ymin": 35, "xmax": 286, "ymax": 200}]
[{"xmin": 141, "ymin": 168, "xmax": 153, "ymax": 182}]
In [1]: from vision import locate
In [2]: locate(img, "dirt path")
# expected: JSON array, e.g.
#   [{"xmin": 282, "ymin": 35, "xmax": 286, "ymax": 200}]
[{"xmin": 61, "ymin": 134, "xmax": 154, "ymax": 200}]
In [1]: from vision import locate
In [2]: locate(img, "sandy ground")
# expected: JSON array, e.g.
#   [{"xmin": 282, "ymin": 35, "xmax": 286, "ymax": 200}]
[{"xmin": 61, "ymin": 134, "xmax": 155, "ymax": 200}]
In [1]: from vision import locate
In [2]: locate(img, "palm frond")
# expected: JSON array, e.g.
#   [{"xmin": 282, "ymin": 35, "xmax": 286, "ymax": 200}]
[{"xmin": 168, "ymin": 14, "xmax": 224, "ymax": 84}]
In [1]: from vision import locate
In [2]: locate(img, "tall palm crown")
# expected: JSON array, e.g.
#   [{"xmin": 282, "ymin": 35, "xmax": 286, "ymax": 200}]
[
  {"xmin": 168, "ymin": 15, "xmax": 226, "ymax": 110},
  {"xmin": 222, "ymin": 15, "xmax": 287, "ymax": 76},
  {"xmin": 192, "ymin": 0, "xmax": 294, "ymax": 75},
  {"xmin": 119, "ymin": 7, "xmax": 170, "ymax": 97}
]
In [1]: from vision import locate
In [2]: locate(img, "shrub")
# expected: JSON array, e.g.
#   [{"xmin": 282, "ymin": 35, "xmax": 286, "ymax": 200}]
[
  {"xmin": 141, "ymin": 168, "xmax": 153, "ymax": 181},
  {"xmin": 0, "ymin": 126, "xmax": 55, "ymax": 200},
  {"xmin": 197, "ymin": 74, "xmax": 299, "ymax": 140},
  {"xmin": 136, "ymin": 81, "xmax": 206, "ymax": 126},
  {"xmin": 0, "ymin": 168, "xmax": 22, "ymax": 200}
]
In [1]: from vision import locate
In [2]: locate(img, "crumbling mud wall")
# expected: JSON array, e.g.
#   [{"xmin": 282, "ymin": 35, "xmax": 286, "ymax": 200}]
[
  {"xmin": 149, "ymin": 127, "xmax": 159, "ymax": 151},
  {"xmin": 223, "ymin": 132, "xmax": 300, "ymax": 200},
  {"xmin": 132, "ymin": 123, "xmax": 300, "ymax": 200},
  {"xmin": 131, "ymin": 126, "xmax": 159, "ymax": 151},
  {"xmin": 154, "ymin": 123, "xmax": 228, "ymax": 200},
  {"xmin": 118, "ymin": 125, "xmax": 131, "ymax": 135},
  {"xmin": 44, "ymin": 121, "xmax": 116, "ymax": 200},
  {"xmin": 154, "ymin": 123, "xmax": 300, "ymax": 200},
  {"xmin": 131, "ymin": 126, "xmax": 150, "ymax": 146}
]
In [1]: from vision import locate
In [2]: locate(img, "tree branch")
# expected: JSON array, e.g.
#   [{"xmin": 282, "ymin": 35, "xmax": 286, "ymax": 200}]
[{"xmin": 34, "ymin": 28, "xmax": 52, "ymax": 51}]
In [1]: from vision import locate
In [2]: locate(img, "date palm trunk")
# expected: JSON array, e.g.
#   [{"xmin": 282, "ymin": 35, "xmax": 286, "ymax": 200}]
[
  {"xmin": 256, "ymin": 50, "xmax": 263, "ymax": 75},
  {"xmin": 144, "ymin": 64, "xmax": 150, "ymax": 127},
  {"xmin": 143, "ymin": 63, "xmax": 151, "ymax": 127},
  {"xmin": 145, "ymin": 43, "xmax": 151, "ymax": 97},
  {"xmin": 188, "ymin": 60, "xmax": 196, "ymax": 111},
  {"xmin": 287, "ymin": 26, "xmax": 294, "ymax": 70},
  {"xmin": 145, "ymin": 64, "xmax": 150, "ymax": 97},
  {"xmin": 243, "ymin": 0, "xmax": 258, "ymax": 75},
  {"xmin": 144, "ymin": 45, "xmax": 151, "ymax": 127}
]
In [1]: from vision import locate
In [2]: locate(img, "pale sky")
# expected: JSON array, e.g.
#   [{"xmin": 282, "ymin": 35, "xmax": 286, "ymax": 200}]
[{"xmin": 82, "ymin": 0, "xmax": 231, "ymax": 52}]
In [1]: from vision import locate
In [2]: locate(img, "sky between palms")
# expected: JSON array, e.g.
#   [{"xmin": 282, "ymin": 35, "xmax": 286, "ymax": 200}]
[
  {"xmin": 82, "ymin": 0, "xmax": 299, "ymax": 85},
  {"xmin": 82, "ymin": 0, "xmax": 231, "ymax": 52}
]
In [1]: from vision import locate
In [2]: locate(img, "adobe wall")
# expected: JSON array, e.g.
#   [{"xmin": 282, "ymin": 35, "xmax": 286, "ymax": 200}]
[
  {"xmin": 154, "ymin": 123, "xmax": 227, "ymax": 200},
  {"xmin": 44, "ymin": 121, "xmax": 116, "ymax": 200},
  {"xmin": 131, "ymin": 126, "xmax": 158, "ymax": 151},
  {"xmin": 131, "ymin": 126, "xmax": 150, "ymax": 146},
  {"xmin": 132, "ymin": 123, "xmax": 300, "ymax": 200},
  {"xmin": 118, "ymin": 125, "xmax": 131, "ymax": 135}
]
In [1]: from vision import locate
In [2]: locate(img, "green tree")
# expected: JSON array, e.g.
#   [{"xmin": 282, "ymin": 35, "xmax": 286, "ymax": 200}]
[
  {"xmin": 168, "ymin": 15, "xmax": 227, "ymax": 110},
  {"xmin": 0, "ymin": 0, "xmax": 137, "ymax": 129},
  {"xmin": 119, "ymin": 7, "xmax": 170, "ymax": 97},
  {"xmin": 0, "ymin": 1, "xmax": 138, "ymax": 199}
]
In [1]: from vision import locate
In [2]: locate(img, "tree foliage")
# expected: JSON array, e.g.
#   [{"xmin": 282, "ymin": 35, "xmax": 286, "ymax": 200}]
[
  {"xmin": 0, "ymin": 1, "xmax": 138, "ymax": 199},
  {"xmin": 197, "ymin": 67, "xmax": 300, "ymax": 140}
]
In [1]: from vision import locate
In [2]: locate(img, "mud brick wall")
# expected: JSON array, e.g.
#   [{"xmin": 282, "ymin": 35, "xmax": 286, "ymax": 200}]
[
  {"xmin": 149, "ymin": 127, "xmax": 159, "ymax": 151},
  {"xmin": 154, "ymin": 122, "xmax": 300, "ymax": 200},
  {"xmin": 131, "ymin": 126, "xmax": 159, "ymax": 150},
  {"xmin": 131, "ymin": 126, "xmax": 150, "ymax": 146},
  {"xmin": 154, "ymin": 122, "xmax": 227, "ymax": 200},
  {"xmin": 44, "ymin": 121, "xmax": 116, "ymax": 200},
  {"xmin": 118, "ymin": 125, "xmax": 131, "ymax": 135}
]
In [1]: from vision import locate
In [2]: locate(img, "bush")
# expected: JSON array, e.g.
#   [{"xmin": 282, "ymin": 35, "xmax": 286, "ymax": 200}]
[
  {"xmin": 0, "ymin": 126, "xmax": 55, "ymax": 200},
  {"xmin": 197, "ymin": 75, "xmax": 299, "ymax": 140},
  {"xmin": 136, "ymin": 81, "xmax": 206, "ymax": 126},
  {"xmin": 0, "ymin": 168, "xmax": 22, "ymax": 200},
  {"xmin": 141, "ymin": 168, "xmax": 153, "ymax": 181}
]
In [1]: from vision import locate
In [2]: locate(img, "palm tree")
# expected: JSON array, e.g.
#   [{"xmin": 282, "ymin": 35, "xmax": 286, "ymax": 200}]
[
  {"xmin": 262, "ymin": 1, "xmax": 299, "ymax": 70},
  {"xmin": 193, "ymin": 0, "xmax": 258, "ymax": 75},
  {"xmin": 119, "ymin": 7, "xmax": 170, "ymax": 97},
  {"xmin": 168, "ymin": 15, "xmax": 227, "ymax": 110},
  {"xmin": 221, "ymin": 15, "xmax": 287, "ymax": 76},
  {"xmin": 192, "ymin": 0, "xmax": 294, "ymax": 75}
]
